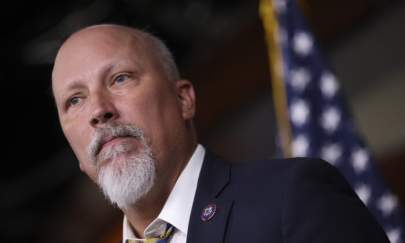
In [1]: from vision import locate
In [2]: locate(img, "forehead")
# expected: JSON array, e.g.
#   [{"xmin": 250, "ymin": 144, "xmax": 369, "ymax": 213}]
[{"xmin": 52, "ymin": 27, "xmax": 152, "ymax": 95}]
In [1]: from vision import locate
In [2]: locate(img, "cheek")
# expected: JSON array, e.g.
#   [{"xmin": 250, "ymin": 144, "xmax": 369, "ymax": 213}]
[
  {"xmin": 122, "ymin": 94, "xmax": 179, "ymax": 130},
  {"xmin": 125, "ymin": 95, "xmax": 182, "ymax": 149},
  {"xmin": 60, "ymin": 109, "xmax": 90, "ymax": 145},
  {"xmin": 63, "ymin": 119, "xmax": 89, "ymax": 151}
]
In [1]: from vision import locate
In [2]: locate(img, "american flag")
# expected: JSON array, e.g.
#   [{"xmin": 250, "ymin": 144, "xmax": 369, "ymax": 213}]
[{"xmin": 260, "ymin": 0, "xmax": 404, "ymax": 242}]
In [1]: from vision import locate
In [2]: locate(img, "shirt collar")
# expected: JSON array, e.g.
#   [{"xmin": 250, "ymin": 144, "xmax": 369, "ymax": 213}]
[{"xmin": 123, "ymin": 144, "xmax": 205, "ymax": 240}]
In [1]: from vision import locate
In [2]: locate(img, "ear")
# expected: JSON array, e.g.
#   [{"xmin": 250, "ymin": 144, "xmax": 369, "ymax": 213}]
[{"xmin": 175, "ymin": 79, "xmax": 196, "ymax": 120}]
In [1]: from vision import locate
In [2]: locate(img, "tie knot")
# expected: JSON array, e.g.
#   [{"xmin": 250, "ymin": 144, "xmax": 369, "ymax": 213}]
[
  {"xmin": 158, "ymin": 224, "xmax": 174, "ymax": 240},
  {"xmin": 145, "ymin": 223, "xmax": 174, "ymax": 243},
  {"xmin": 126, "ymin": 223, "xmax": 174, "ymax": 243}
]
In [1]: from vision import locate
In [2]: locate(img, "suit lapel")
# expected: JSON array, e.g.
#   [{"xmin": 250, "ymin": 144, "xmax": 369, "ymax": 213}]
[{"xmin": 186, "ymin": 152, "xmax": 233, "ymax": 243}]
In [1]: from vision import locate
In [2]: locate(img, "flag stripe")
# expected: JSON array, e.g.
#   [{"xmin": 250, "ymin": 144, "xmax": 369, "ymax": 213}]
[{"xmin": 260, "ymin": 0, "xmax": 293, "ymax": 157}]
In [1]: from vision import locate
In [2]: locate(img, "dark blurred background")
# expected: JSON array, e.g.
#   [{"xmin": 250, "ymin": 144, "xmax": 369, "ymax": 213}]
[{"xmin": 1, "ymin": 0, "xmax": 404, "ymax": 242}]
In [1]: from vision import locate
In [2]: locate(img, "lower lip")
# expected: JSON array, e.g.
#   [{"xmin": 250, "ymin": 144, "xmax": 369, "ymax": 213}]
[
  {"xmin": 96, "ymin": 137, "xmax": 140, "ymax": 166},
  {"xmin": 102, "ymin": 137, "xmax": 136, "ymax": 149}
]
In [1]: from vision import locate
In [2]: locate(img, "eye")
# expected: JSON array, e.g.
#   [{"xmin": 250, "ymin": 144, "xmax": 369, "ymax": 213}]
[
  {"xmin": 66, "ymin": 96, "xmax": 82, "ymax": 108},
  {"xmin": 113, "ymin": 73, "xmax": 130, "ymax": 85}
]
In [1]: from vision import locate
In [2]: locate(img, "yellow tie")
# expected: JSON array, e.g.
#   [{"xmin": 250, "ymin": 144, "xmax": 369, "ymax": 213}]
[{"xmin": 126, "ymin": 224, "xmax": 174, "ymax": 243}]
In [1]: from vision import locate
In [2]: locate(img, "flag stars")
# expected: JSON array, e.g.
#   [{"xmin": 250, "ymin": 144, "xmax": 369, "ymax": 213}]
[
  {"xmin": 351, "ymin": 148, "xmax": 369, "ymax": 173},
  {"xmin": 321, "ymin": 107, "xmax": 341, "ymax": 133},
  {"xmin": 290, "ymin": 68, "xmax": 311, "ymax": 91},
  {"xmin": 320, "ymin": 72, "xmax": 339, "ymax": 98},
  {"xmin": 293, "ymin": 31, "xmax": 313, "ymax": 56},
  {"xmin": 387, "ymin": 228, "xmax": 401, "ymax": 243},
  {"xmin": 321, "ymin": 143, "xmax": 342, "ymax": 165},
  {"xmin": 290, "ymin": 100, "xmax": 310, "ymax": 126},
  {"xmin": 355, "ymin": 184, "xmax": 371, "ymax": 205},
  {"xmin": 292, "ymin": 135, "xmax": 309, "ymax": 157},
  {"xmin": 377, "ymin": 193, "xmax": 398, "ymax": 216}
]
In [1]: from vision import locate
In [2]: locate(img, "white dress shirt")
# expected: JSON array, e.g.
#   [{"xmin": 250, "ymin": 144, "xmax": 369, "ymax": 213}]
[{"xmin": 123, "ymin": 144, "xmax": 205, "ymax": 243}]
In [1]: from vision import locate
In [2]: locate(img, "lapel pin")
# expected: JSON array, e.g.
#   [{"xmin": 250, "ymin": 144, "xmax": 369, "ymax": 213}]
[{"xmin": 201, "ymin": 203, "xmax": 217, "ymax": 222}]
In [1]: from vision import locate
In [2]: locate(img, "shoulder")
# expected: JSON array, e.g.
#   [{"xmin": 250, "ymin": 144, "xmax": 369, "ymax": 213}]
[
  {"xmin": 230, "ymin": 156, "xmax": 342, "ymax": 186},
  {"xmin": 204, "ymin": 152, "xmax": 347, "ymax": 199},
  {"xmin": 203, "ymin": 151, "xmax": 360, "ymax": 206},
  {"xmin": 230, "ymin": 156, "xmax": 361, "ymax": 203}
]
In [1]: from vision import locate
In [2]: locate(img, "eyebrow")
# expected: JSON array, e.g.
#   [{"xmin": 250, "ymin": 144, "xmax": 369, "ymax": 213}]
[{"xmin": 65, "ymin": 80, "xmax": 86, "ymax": 92}]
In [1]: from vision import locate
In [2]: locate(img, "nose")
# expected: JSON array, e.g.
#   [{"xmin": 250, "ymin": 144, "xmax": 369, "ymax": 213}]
[{"xmin": 89, "ymin": 94, "xmax": 118, "ymax": 127}]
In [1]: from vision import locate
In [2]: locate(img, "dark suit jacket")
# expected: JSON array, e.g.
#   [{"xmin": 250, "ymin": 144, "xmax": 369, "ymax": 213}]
[{"xmin": 186, "ymin": 152, "xmax": 390, "ymax": 243}]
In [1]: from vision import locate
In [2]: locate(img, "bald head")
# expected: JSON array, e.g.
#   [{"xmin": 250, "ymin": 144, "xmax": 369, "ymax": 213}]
[{"xmin": 53, "ymin": 24, "xmax": 179, "ymax": 87}]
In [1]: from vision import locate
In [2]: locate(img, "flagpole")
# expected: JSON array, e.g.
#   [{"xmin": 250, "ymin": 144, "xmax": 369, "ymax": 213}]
[{"xmin": 259, "ymin": 0, "xmax": 292, "ymax": 157}]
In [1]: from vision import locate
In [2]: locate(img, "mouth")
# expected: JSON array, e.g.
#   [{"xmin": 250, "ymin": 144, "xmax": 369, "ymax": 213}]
[
  {"xmin": 96, "ymin": 135, "xmax": 133, "ymax": 156},
  {"xmin": 89, "ymin": 124, "xmax": 146, "ymax": 164}
]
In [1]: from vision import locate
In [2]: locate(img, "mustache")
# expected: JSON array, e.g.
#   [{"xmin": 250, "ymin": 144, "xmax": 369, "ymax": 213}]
[{"xmin": 88, "ymin": 124, "xmax": 145, "ymax": 164}]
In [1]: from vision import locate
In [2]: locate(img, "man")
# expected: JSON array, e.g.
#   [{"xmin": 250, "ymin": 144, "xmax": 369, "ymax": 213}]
[{"xmin": 52, "ymin": 24, "xmax": 390, "ymax": 243}]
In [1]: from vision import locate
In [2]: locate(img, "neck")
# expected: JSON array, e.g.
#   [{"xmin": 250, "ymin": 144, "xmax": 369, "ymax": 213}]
[{"xmin": 122, "ymin": 189, "xmax": 169, "ymax": 238}]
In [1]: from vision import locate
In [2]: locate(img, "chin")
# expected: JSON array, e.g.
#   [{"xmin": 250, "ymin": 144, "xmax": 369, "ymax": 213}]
[{"xmin": 97, "ymin": 148, "xmax": 156, "ymax": 208}]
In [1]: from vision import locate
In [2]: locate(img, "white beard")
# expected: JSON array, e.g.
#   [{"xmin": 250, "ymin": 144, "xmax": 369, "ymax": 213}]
[{"xmin": 97, "ymin": 143, "xmax": 156, "ymax": 209}]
